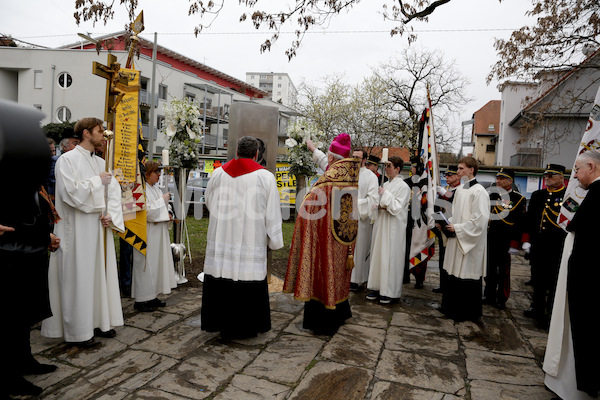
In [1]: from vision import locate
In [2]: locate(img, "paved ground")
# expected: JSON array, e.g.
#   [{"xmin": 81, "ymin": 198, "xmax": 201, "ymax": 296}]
[{"xmin": 26, "ymin": 255, "xmax": 557, "ymax": 399}]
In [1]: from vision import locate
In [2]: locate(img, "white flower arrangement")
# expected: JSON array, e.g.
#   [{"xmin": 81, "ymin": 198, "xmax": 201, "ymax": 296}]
[
  {"xmin": 162, "ymin": 98, "xmax": 204, "ymax": 169},
  {"xmin": 286, "ymin": 120, "xmax": 325, "ymax": 178}
]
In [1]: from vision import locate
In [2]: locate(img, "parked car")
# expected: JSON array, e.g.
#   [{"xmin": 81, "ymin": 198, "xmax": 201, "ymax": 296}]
[{"xmin": 167, "ymin": 176, "xmax": 210, "ymax": 217}]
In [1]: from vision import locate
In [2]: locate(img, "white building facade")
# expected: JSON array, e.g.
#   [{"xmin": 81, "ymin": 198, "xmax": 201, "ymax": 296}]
[
  {"xmin": 0, "ymin": 33, "xmax": 298, "ymax": 158},
  {"xmin": 246, "ymin": 72, "xmax": 298, "ymax": 109}
]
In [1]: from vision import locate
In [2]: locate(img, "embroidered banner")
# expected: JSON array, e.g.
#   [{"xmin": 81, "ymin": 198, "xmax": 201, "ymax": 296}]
[{"xmin": 559, "ymin": 85, "xmax": 600, "ymax": 228}]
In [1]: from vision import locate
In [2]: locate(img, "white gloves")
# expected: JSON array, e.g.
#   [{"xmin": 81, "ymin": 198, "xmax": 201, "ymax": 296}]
[
  {"xmin": 437, "ymin": 186, "xmax": 447, "ymax": 197},
  {"xmin": 522, "ymin": 242, "xmax": 531, "ymax": 254},
  {"xmin": 508, "ymin": 247, "xmax": 519, "ymax": 255}
]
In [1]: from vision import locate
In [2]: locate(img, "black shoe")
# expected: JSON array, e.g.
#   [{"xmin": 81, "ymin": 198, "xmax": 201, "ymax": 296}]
[
  {"xmin": 414, "ymin": 282, "xmax": 424, "ymax": 289},
  {"xmin": 121, "ymin": 286, "xmax": 131, "ymax": 297},
  {"xmin": 148, "ymin": 298, "xmax": 167, "ymax": 307},
  {"xmin": 365, "ymin": 291, "xmax": 379, "ymax": 301},
  {"xmin": 94, "ymin": 328, "xmax": 117, "ymax": 338},
  {"xmin": 349, "ymin": 283, "xmax": 360, "ymax": 292},
  {"xmin": 524, "ymin": 280, "xmax": 533, "ymax": 286},
  {"xmin": 6, "ymin": 376, "xmax": 42, "ymax": 396},
  {"xmin": 134, "ymin": 301, "xmax": 156, "ymax": 312},
  {"xmin": 21, "ymin": 360, "xmax": 58, "ymax": 375},
  {"xmin": 432, "ymin": 287, "xmax": 442, "ymax": 293},
  {"xmin": 535, "ymin": 318, "xmax": 549, "ymax": 330},
  {"xmin": 524, "ymin": 307, "xmax": 537, "ymax": 318},
  {"xmin": 482, "ymin": 296, "xmax": 495, "ymax": 306}
]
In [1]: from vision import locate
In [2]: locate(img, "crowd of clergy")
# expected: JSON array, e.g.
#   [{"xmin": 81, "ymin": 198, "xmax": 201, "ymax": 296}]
[{"xmin": 2, "ymin": 115, "xmax": 598, "ymax": 399}]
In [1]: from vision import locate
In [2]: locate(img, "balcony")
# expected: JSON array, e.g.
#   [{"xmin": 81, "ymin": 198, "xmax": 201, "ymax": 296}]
[
  {"xmin": 510, "ymin": 148, "xmax": 542, "ymax": 167},
  {"xmin": 139, "ymin": 90, "xmax": 158, "ymax": 108}
]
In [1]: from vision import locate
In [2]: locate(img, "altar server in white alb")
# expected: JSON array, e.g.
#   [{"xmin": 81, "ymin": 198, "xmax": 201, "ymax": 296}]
[
  {"xmin": 366, "ymin": 156, "xmax": 411, "ymax": 304},
  {"xmin": 350, "ymin": 148, "xmax": 380, "ymax": 292},
  {"xmin": 201, "ymin": 136, "xmax": 284, "ymax": 341},
  {"xmin": 42, "ymin": 117, "xmax": 124, "ymax": 347},
  {"xmin": 131, "ymin": 161, "xmax": 177, "ymax": 312},
  {"xmin": 440, "ymin": 156, "xmax": 490, "ymax": 322}
]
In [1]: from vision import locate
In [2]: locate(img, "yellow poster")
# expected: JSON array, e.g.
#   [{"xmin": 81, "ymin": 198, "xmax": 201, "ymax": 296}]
[
  {"xmin": 205, "ymin": 160, "xmax": 214, "ymax": 174},
  {"xmin": 114, "ymin": 68, "xmax": 147, "ymax": 255},
  {"xmin": 276, "ymin": 162, "xmax": 296, "ymax": 205},
  {"xmin": 114, "ymin": 69, "xmax": 139, "ymax": 182}
]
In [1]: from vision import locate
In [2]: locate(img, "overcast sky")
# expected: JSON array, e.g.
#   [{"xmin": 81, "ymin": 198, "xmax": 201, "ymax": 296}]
[{"xmin": 1, "ymin": 0, "xmax": 534, "ymax": 146}]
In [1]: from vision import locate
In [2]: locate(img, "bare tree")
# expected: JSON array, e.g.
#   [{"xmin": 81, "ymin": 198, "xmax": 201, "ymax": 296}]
[
  {"xmin": 488, "ymin": 1, "xmax": 600, "ymax": 166},
  {"xmin": 373, "ymin": 46, "xmax": 470, "ymax": 152},
  {"xmin": 295, "ymin": 47, "xmax": 468, "ymax": 155},
  {"xmin": 489, "ymin": 0, "xmax": 600, "ymax": 82},
  {"xmin": 74, "ymin": 0, "xmax": 454, "ymax": 59}
]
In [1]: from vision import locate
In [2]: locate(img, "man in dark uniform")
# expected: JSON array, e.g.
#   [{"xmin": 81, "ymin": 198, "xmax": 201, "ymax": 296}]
[
  {"xmin": 366, "ymin": 155, "xmax": 387, "ymax": 184},
  {"xmin": 523, "ymin": 164, "xmax": 567, "ymax": 329},
  {"xmin": 433, "ymin": 165, "xmax": 461, "ymax": 293},
  {"xmin": 484, "ymin": 168, "xmax": 527, "ymax": 309}
]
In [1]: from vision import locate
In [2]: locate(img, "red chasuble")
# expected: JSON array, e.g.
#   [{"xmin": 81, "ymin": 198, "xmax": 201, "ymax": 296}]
[{"xmin": 283, "ymin": 158, "xmax": 360, "ymax": 309}]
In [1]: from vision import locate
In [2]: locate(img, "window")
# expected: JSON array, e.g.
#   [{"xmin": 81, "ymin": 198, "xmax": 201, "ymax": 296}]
[
  {"xmin": 56, "ymin": 106, "xmax": 71, "ymax": 122},
  {"xmin": 278, "ymin": 76, "xmax": 282, "ymax": 80},
  {"xmin": 277, "ymin": 84, "xmax": 282, "ymax": 88},
  {"xmin": 34, "ymin": 70, "xmax": 43, "ymax": 89},
  {"xmin": 140, "ymin": 108, "xmax": 149, "ymax": 125},
  {"xmin": 488, "ymin": 124, "xmax": 495, "ymax": 132},
  {"xmin": 157, "ymin": 115, "xmax": 165, "ymax": 130},
  {"xmin": 486, "ymin": 144, "xmax": 496, "ymax": 152},
  {"xmin": 250, "ymin": 75, "xmax": 255, "ymax": 79},
  {"xmin": 140, "ymin": 79, "xmax": 148, "ymax": 91},
  {"xmin": 158, "ymin": 84, "xmax": 168, "ymax": 100},
  {"xmin": 57, "ymin": 72, "xmax": 72, "ymax": 88},
  {"xmin": 185, "ymin": 92, "xmax": 196, "ymax": 101}
]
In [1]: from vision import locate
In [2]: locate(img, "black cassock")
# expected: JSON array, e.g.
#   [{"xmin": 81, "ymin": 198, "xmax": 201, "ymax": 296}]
[{"xmin": 565, "ymin": 179, "xmax": 600, "ymax": 395}]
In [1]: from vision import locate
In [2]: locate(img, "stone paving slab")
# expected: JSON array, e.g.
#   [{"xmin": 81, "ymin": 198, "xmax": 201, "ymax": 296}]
[
  {"xmin": 49, "ymin": 337, "xmax": 128, "ymax": 368},
  {"xmin": 131, "ymin": 316, "xmax": 217, "ymax": 359},
  {"xmin": 464, "ymin": 348, "xmax": 545, "ymax": 386},
  {"xmin": 213, "ymin": 374, "xmax": 290, "ymax": 400},
  {"xmin": 390, "ymin": 311, "xmax": 456, "ymax": 334},
  {"xmin": 370, "ymin": 381, "xmax": 463, "ymax": 400},
  {"xmin": 457, "ymin": 318, "xmax": 533, "ymax": 357},
  {"xmin": 469, "ymin": 379, "xmax": 555, "ymax": 399},
  {"xmin": 385, "ymin": 326, "xmax": 460, "ymax": 357},
  {"xmin": 148, "ymin": 344, "xmax": 261, "ymax": 398},
  {"xmin": 321, "ymin": 323, "xmax": 386, "ymax": 368},
  {"xmin": 244, "ymin": 334, "xmax": 325, "ymax": 384},
  {"xmin": 375, "ymin": 349, "xmax": 465, "ymax": 394},
  {"xmin": 125, "ymin": 310, "xmax": 183, "ymax": 333},
  {"xmin": 27, "ymin": 255, "xmax": 554, "ymax": 400},
  {"xmin": 347, "ymin": 304, "xmax": 393, "ymax": 329},
  {"xmin": 287, "ymin": 361, "xmax": 373, "ymax": 400}
]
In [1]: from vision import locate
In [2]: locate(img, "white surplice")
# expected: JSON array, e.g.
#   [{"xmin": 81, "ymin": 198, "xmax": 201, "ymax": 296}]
[
  {"xmin": 443, "ymin": 180, "xmax": 490, "ymax": 280},
  {"xmin": 132, "ymin": 182, "xmax": 177, "ymax": 302},
  {"xmin": 204, "ymin": 167, "xmax": 284, "ymax": 281},
  {"xmin": 42, "ymin": 145, "xmax": 124, "ymax": 342},
  {"xmin": 351, "ymin": 166, "xmax": 380, "ymax": 285},
  {"xmin": 367, "ymin": 176, "xmax": 411, "ymax": 298}
]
